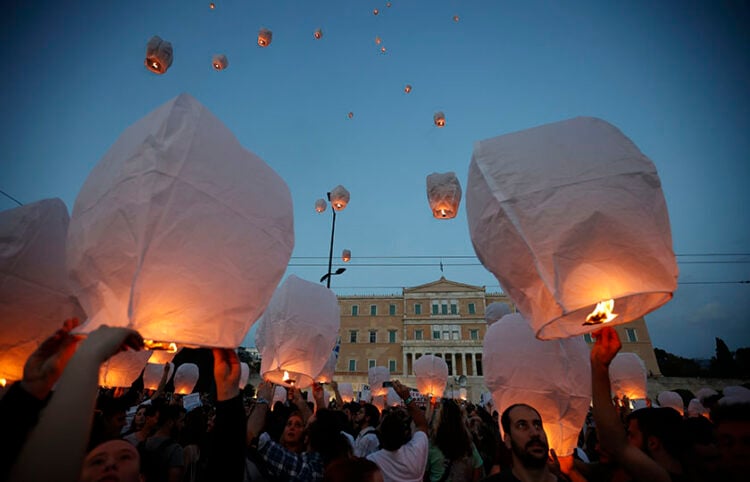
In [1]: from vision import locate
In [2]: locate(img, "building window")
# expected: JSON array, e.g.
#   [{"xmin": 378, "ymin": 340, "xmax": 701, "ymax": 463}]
[
  {"xmin": 388, "ymin": 330, "xmax": 397, "ymax": 343},
  {"xmin": 351, "ymin": 305, "xmax": 358, "ymax": 316},
  {"xmin": 476, "ymin": 354, "xmax": 483, "ymax": 376},
  {"xmin": 389, "ymin": 304, "xmax": 396, "ymax": 315},
  {"xmin": 389, "ymin": 360, "xmax": 397, "ymax": 373},
  {"xmin": 452, "ymin": 330, "xmax": 459, "ymax": 340},
  {"xmin": 415, "ymin": 329, "xmax": 423, "ymax": 340},
  {"xmin": 348, "ymin": 359, "xmax": 356, "ymax": 372},
  {"xmin": 450, "ymin": 302, "xmax": 458, "ymax": 314},
  {"xmin": 470, "ymin": 329, "xmax": 479, "ymax": 340},
  {"xmin": 415, "ymin": 303, "xmax": 422, "ymax": 315},
  {"xmin": 583, "ymin": 333, "xmax": 593, "ymax": 343},
  {"xmin": 370, "ymin": 305, "xmax": 377, "ymax": 316},
  {"xmin": 625, "ymin": 328, "xmax": 638, "ymax": 343},
  {"xmin": 468, "ymin": 303, "xmax": 476, "ymax": 314},
  {"xmin": 432, "ymin": 303, "xmax": 439, "ymax": 315},
  {"xmin": 368, "ymin": 359, "xmax": 376, "ymax": 369},
  {"xmin": 349, "ymin": 330, "xmax": 358, "ymax": 343},
  {"xmin": 432, "ymin": 330, "xmax": 440, "ymax": 339},
  {"xmin": 369, "ymin": 330, "xmax": 377, "ymax": 343},
  {"xmin": 441, "ymin": 303, "xmax": 448, "ymax": 315}
]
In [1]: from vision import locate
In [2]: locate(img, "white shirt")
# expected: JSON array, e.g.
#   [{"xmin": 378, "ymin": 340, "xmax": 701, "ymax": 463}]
[
  {"xmin": 367, "ymin": 430, "xmax": 429, "ymax": 482},
  {"xmin": 354, "ymin": 426, "xmax": 380, "ymax": 457}
]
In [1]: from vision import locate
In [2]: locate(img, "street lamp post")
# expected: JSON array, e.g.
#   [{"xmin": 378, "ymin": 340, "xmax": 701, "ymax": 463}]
[{"xmin": 317, "ymin": 185, "xmax": 350, "ymax": 288}]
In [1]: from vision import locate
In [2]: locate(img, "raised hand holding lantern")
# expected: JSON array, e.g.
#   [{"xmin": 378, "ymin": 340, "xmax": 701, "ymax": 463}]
[
  {"xmin": 143, "ymin": 362, "xmax": 175, "ymax": 390},
  {"xmin": 609, "ymin": 352, "xmax": 647, "ymax": 400},
  {"xmin": 99, "ymin": 351, "xmax": 151, "ymax": 388},
  {"xmin": 467, "ymin": 117, "xmax": 678, "ymax": 339},
  {"xmin": 315, "ymin": 339, "xmax": 341, "ymax": 384},
  {"xmin": 174, "ymin": 363, "xmax": 200, "ymax": 394},
  {"xmin": 66, "ymin": 93, "xmax": 293, "ymax": 349},
  {"xmin": 145, "ymin": 36, "xmax": 173, "ymax": 74},
  {"xmin": 255, "ymin": 275, "xmax": 340, "ymax": 388},
  {"xmin": 483, "ymin": 313, "xmax": 591, "ymax": 456},
  {"xmin": 413, "ymin": 354, "xmax": 448, "ymax": 398},
  {"xmin": 426, "ymin": 172, "xmax": 461, "ymax": 219}
]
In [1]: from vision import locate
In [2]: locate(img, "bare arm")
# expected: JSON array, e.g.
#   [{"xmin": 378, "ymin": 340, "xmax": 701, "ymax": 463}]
[
  {"xmin": 331, "ymin": 380, "xmax": 344, "ymax": 409},
  {"xmin": 393, "ymin": 380, "xmax": 428, "ymax": 433},
  {"xmin": 246, "ymin": 381, "xmax": 272, "ymax": 445},
  {"xmin": 290, "ymin": 387, "xmax": 313, "ymax": 423}
]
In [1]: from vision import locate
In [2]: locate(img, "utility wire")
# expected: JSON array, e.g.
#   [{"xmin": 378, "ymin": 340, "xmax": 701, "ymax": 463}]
[{"xmin": 0, "ymin": 189, "xmax": 23, "ymax": 207}]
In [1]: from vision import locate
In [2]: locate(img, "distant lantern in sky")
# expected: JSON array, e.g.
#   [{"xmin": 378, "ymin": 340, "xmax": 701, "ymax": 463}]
[
  {"xmin": 315, "ymin": 198, "xmax": 327, "ymax": 213},
  {"xmin": 609, "ymin": 352, "xmax": 647, "ymax": 400},
  {"xmin": 380, "ymin": 46, "xmax": 387, "ymax": 53},
  {"xmin": 314, "ymin": 29, "xmax": 323, "ymax": 39},
  {"xmin": 413, "ymin": 354, "xmax": 448, "ymax": 398},
  {"xmin": 174, "ymin": 363, "xmax": 200, "ymax": 394},
  {"xmin": 143, "ymin": 362, "xmax": 175, "ymax": 390},
  {"xmin": 426, "ymin": 172, "xmax": 462, "ymax": 219},
  {"xmin": 342, "ymin": 249, "xmax": 351, "ymax": 262},
  {"xmin": 433, "ymin": 111, "xmax": 446, "ymax": 127},
  {"xmin": 373, "ymin": 9, "xmax": 379, "ymax": 15},
  {"xmin": 375, "ymin": 36, "xmax": 381, "ymax": 45},
  {"xmin": 210, "ymin": 2, "xmax": 215, "ymax": 9},
  {"xmin": 329, "ymin": 185, "xmax": 350, "ymax": 211},
  {"xmin": 348, "ymin": 111, "xmax": 354, "ymax": 119},
  {"xmin": 404, "ymin": 84, "xmax": 412, "ymax": 93},
  {"xmin": 212, "ymin": 54, "xmax": 228, "ymax": 70},
  {"xmin": 145, "ymin": 35, "xmax": 173, "ymax": 74},
  {"xmin": 99, "ymin": 351, "xmax": 151, "ymax": 388},
  {"xmin": 453, "ymin": 15, "xmax": 459, "ymax": 22},
  {"xmin": 387, "ymin": 2, "xmax": 392, "ymax": 7},
  {"xmin": 258, "ymin": 28, "xmax": 273, "ymax": 47},
  {"xmin": 467, "ymin": 117, "xmax": 678, "ymax": 340}
]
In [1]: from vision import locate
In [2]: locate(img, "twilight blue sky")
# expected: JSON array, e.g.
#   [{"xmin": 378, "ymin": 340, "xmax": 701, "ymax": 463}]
[{"xmin": 1, "ymin": 0, "xmax": 748, "ymax": 358}]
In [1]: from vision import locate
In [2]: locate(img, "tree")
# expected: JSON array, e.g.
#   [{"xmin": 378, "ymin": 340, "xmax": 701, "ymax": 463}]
[
  {"xmin": 709, "ymin": 337, "xmax": 740, "ymax": 377},
  {"xmin": 654, "ymin": 348, "xmax": 702, "ymax": 377}
]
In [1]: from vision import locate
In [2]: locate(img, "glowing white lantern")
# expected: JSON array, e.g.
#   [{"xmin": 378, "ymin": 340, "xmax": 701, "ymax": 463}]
[
  {"xmin": 0, "ymin": 199, "xmax": 83, "ymax": 382},
  {"xmin": 314, "ymin": 29, "xmax": 323, "ymax": 39},
  {"xmin": 272, "ymin": 386, "xmax": 287, "ymax": 405},
  {"xmin": 687, "ymin": 399, "xmax": 708, "ymax": 418},
  {"xmin": 99, "ymin": 350, "xmax": 151, "ymax": 388},
  {"xmin": 315, "ymin": 340, "xmax": 340, "ymax": 384},
  {"xmin": 67, "ymin": 93, "xmax": 293, "ymax": 349},
  {"xmin": 258, "ymin": 28, "xmax": 273, "ymax": 47},
  {"xmin": 315, "ymin": 198, "xmax": 327, "ymax": 213},
  {"xmin": 719, "ymin": 386, "xmax": 750, "ymax": 405},
  {"xmin": 145, "ymin": 36, "xmax": 173, "ymax": 74},
  {"xmin": 609, "ymin": 352, "xmax": 647, "ymax": 400},
  {"xmin": 485, "ymin": 302, "xmax": 512, "ymax": 326},
  {"xmin": 368, "ymin": 366, "xmax": 390, "ymax": 397},
  {"xmin": 459, "ymin": 388, "xmax": 468, "ymax": 401},
  {"xmin": 387, "ymin": 387, "xmax": 401, "ymax": 407},
  {"xmin": 342, "ymin": 249, "xmax": 351, "ymax": 263},
  {"xmin": 174, "ymin": 363, "xmax": 200, "ymax": 395},
  {"xmin": 413, "ymin": 354, "xmax": 448, "ymax": 397},
  {"xmin": 148, "ymin": 348, "xmax": 181, "ymax": 364},
  {"xmin": 696, "ymin": 387, "xmax": 718, "ymax": 402},
  {"xmin": 329, "ymin": 185, "xmax": 350, "ymax": 211},
  {"xmin": 256, "ymin": 275, "xmax": 340, "ymax": 388},
  {"xmin": 483, "ymin": 313, "xmax": 591, "ymax": 456},
  {"xmin": 143, "ymin": 362, "xmax": 175, "ymax": 390},
  {"xmin": 404, "ymin": 84, "xmax": 412, "ymax": 94},
  {"xmin": 467, "ymin": 117, "xmax": 678, "ymax": 339},
  {"xmin": 239, "ymin": 362, "xmax": 250, "ymax": 389},
  {"xmin": 657, "ymin": 391, "xmax": 684, "ymax": 416},
  {"xmin": 426, "ymin": 172, "xmax": 461, "ymax": 219},
  {"xmin": 433, "ymin": 111, "xmax": 445, "ymax": 127},
  {"xmin": 212, "ymin": 54, "xmax": 228, "ymax": 70},
  {"xmin": 339, "ymin": 382, "xmax": 354, "ymax": 402}
]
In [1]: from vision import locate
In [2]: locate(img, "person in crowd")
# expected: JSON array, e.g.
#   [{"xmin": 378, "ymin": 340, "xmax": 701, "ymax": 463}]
[
  {"xmin": 711, "ymin": 402, "xmax": 750, "ymax": 482},
  {"xmin": 140, "ymin": 403, "xmax": 186, "ymax": 482},
  {"xmin": 425, "ymin": 398, "xmax": 483, "ymax": 481},
  {"xmin": 125, "ymin": 404, "xmax": 149, "ymax": 436},
  {"xmin": 280, "ymin": 411, "xmax": 307, "ymax": 454},
  {"xmin": 79, "ymin": 439, "xmax": 143, "ymax": 482},
  {"xmin": 89, "ymin": 395, "xmax": 130, "ymax": 450},
  {"xmin": 353, "ymin": 402, "xmax": 381, "ymax": 457},
  {"xmin": 124, "ymin": 404, "xmax": 159, "ymax": 446},
  {"xmin": 469, "ymin": 406, "xmax": 507, "ymax": 476},
  {"xmin": 681, "ymin": 415, "xmax": 720, "ymax": 482},
  {"xmin": 366, "ymin": 380, "xmax": 429, "ymax": 482},
  {"xmin": 324, "ymin": 456, "xmax": 384, "ymax": 482}
]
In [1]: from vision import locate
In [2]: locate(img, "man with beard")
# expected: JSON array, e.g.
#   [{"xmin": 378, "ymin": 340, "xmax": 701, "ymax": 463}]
[
  {"xmin": 481, "ymin": 403, "xmax": 559, "ymax": 481},
  {"xmin": 353, "ymin": 403, "xmax": 381, "ymax": 457}
]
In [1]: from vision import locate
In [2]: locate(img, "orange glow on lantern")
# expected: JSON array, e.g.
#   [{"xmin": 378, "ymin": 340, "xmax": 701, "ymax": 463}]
[
  {"xmin": 145, "ymin": 36, "xmax": 173, "ymax": 74},
  {"xmin": 584, "ymin": 299, "xmax": 618, "ymax": 325},
  {"xmin": 404, "ymin": 84, "xmax": 412, "ymax": 93},
  {"xmin": 212, "ymin": 54, "xmax": 228, "ymax": 71},
  {"xmin": 314, "ymin": 29, "xmax": 323, "ymax": 39},
  {"xmin": 380, "ymin": 46, "xmax": 387, "ymax": 53},
  {"xmin": 342, "ymin": 249, "xmax": 351, "ymax": 262},
  {"xmin": 373, "ymin": 9, "xmax": 379, "ymax": 15},
  {"xmin": 143, "ymin": 340, "xmax": 178, "ymax": 353},
  {"xmin": 210, "ymin": 2, "xmax": 215, "ymax": 9},
  {"xmin": 0, "ymin": 378, "xmax": 6, "ymax": 387},
  {"xmin": 453, "ymin": 15, "xmax": 459, "ymax": 22},
  {"xmin": 347, "ymin": 112, "xmax": 354, "ymax": 119},
  {"xmin": 375, "ymin": 36, "xmax": 381, "ymax": 45},
  {"xmin": 258, "ymin": 28, "xmax": 273, "ymax": 47},
  {"xmin": 434, "ymin": 111, "xmax": 446, "ymax": 127},
  {"xmin": 315, "ymin": 198, "xmax": 327, "ymax": 213}
]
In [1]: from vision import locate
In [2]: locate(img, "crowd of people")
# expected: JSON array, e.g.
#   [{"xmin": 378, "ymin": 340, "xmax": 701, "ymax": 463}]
[{"xmin": 0, "ymin": 321, "xmax": 747, "ymax": 482}]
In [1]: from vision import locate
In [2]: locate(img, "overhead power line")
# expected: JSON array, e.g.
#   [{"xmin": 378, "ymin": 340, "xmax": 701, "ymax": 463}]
[{"xmin": 0, "ymin": 189, "xmax": 23, "ymax": 207}]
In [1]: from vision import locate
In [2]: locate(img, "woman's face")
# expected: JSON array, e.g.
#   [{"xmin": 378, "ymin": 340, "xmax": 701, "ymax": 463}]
[{"xmin": 282, "ymin": 414, "xmax": 305, "ymax": 447}]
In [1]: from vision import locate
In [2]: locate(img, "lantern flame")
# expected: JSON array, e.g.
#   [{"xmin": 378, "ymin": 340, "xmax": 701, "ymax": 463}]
[
  {"xmin": 584, "ymin": 299, "xmax": 618, "ymax": 325},
  {"xmin": 0, "ymin": 378, "xmax": 6, "ymax": 387},
  {"xmin": 375, "ymin": 36, "xmax": 381, "ymax": 45},
  {"xmin": 143, "ymin": 340, "xmax": 179, "ymax": 353},
  {"xmin": 210, "ymin": 2, "xmax": 215, "ymax": 9},
  {"xmin": 282, "ymin": 371, "xmax": 295, "ymax": 385}
]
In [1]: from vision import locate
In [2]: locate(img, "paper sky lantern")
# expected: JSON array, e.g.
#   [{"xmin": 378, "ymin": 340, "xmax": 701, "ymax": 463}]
[
  {"xmin": 67, "ymin": 93, "xmax": 293, "ymax": 348},
  {"xmin": 413, "ymin": 354, "xmax": 448, "ymax": 397},
  {"xmin": 453, "ymin": 15, "xmax": 459, "ymax": 22},
  {"xmin": 145, "ymin": 36, "xmax": 173, "ymax": 74},
  {"xmin": 687, "ymin": 399, "xmax": 708, "ymax": 418},
  {"xmin": 433, "ymin": 112, "xmax": 446, "ymax": 127},
  {"xmin": 271, "ymin": 386, "xmax": 287, "ymax": 405},
  {"xmin": 657, "ymin": 391, "xmax": 684, "ymax": 416},
  {"xmin": 459, "ymin": 388, "xmax": 468, "ymax": 401},
  {"xmin": 314, "ymin": 29, "xmax": 323, "ymax": 39},
  {"xmin": 467, "ymin": 117, "xmax": 678, "ymax": 339},
  {"xmin": 387, "ymin": 387, "xmax": 401, "ymax": 407},
  {"xmin": 339, "ymin": 382, "xmax": 354, "ymax": 402},
  {"xmin": 239, "ymin": 362, "xmax": 250, "ymax": 389},
  {"xmin": 373, "ymin": 9, "xmax": 379, "ymax": 15},
  {"xmin": 315, "ymin": 198, "xmax": 327, "ymax": 213},
  {"xmin": 404, "ymin": 84, "xmax": 412, "ymax": 93},
  {"xmin": 485, "ymin": 302, "xmax": 511, "ymax": 326},
  {"xmin": 426, "ymin": 172, "xmax": 461, "ymax": 219},
  {"xmin": 609, "ymin": 352, "xmax": 647, "ymax": 400},
  {"xmin": 258, "ymin": 28, "xmax": 272, "ymax": 47},
  {"xmin": 348, "ymin": 111, "xmax": 354, "ymax": 119},
  {"xmin": 369, "ymin": 366, "xmax": 390, "ymax": 397},
  {"xmin": 484, "ymin": 313, "xmax": 591, "ymax": 456},
  {"xmin": 315, "ymin": 339, "xmax": 341, "ymax": 384},
  {"xmin": 375, "ymin": 36, "xmax": 381, "ymax": 45},
  {"xmin": 143, "ymin": 362, "xmax": 175, "ymax": 390},
  {"xmin": 99, "ymin": 350, "xmax": 151, "ymax": 388},
  {"xmin": 329, "ymin": 185, "xmax": 350, "ymax": 211},
  {"xmin": 256, "ymin": 275, "xmax": 340, "ymax": 388},
  {"xmin": 695, "ymin": 387, "xmax": 718, "ymax": 402},
  {"xmin": 209, "ymin": 2, "xmax": 215, "ymax": 9},
  {"xmin": 147, "ymin": 348, "xmax": 181, "ymax": 364},
  {"xmin": 386, "ymin": 2, "xmax": 392, "ymax": 7},
  {"xmin": 212, "ymin": 54, "xmax": 228, "ymax": 70},
  {"xmin": 719, "ymin": 386, "xmax": 750, "ymax": 406},
  {"xmin": 380, "ymin": 46, "xmax": 387, "ymax": 53},
  {"xmin": 342, "ymin": 249, "xmax": 351, "ymax": 263},
  {"xmin": 174, "ymin": 363, "xmax": 200, "ymax": 394},
  {"xmin": 0, "ymin": 199, "xmax": 84, "ymax": 382}
]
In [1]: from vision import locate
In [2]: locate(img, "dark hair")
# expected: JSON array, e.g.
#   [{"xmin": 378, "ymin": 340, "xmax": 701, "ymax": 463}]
[
  {"xmin": 155, "ymin": 404, "xmax": 186, "ymax": 428},
  {"xmin": 683, "ymin": 416, "xmax": 715, "ymax": 446},
  {"xmin": 500, "ymin": 403, "xmax": 541, "ymax": 435},
  {"xmin": 308, "ymin": 409, "xmax": 351, "ymax": 464},
  {"xmin": 324, "ymin": 457, "xmax": 380, "ymax": 482},
  {"xmin": 710, "ymin": 402, "xmax": 750, "ymax": 427},
  {"xmin": 378, "ymin": 408, "xmax": 412, "ymax": 451},
  {"xmin": 361, "ymin": 403, "xmax": 380, "ymax": 427},
  {"xmin": 435, "ymin": 399, "xmax": 472, "ymax": 460},
  {"xmin": 626, "ymin": 407, "xmax": 685, "ymax": 459}
]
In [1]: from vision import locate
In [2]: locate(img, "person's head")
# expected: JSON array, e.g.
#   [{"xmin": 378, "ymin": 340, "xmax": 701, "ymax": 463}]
[
  {"xmin": 355, "ymin": 403, "xmax": 380, "ymax": 429},
  {"xmin": 80, "ymin": 439, "xmax": 143, "ymax": 482},
  {"xmin": 281, "ymin": 412, "xmax": 306, "ymax": 451},
  {"xmin": 626, "ymin": 407, "xmax": 685, "ymax": 460},
  {"xmin": 435, "ymin": 399, "xmax": 472, "ymax": 460},
  {"xmin": 155, "ymin": 403, "xmax": 186, "ymax": 438},
  {"xmin": 682, "ymin": 416, "xmax": 720, "ymax": 479},
  {"xmin": 323, "ymin": 456, "xmax": 384, "ymax": 482},
  {"xmin": 378, "ymin": 407, "xmax": 413, "ymax": 451},
  {"xmin": 308, "ymin": 409, "xmax": 352, "ymax": 464},
  {"xmin": 501, "ymin": 404, "xmax": 549, "ymax": 469},
  {"xmin": 711, "ymin": 402, "xmax": 750, "ymax": 480},
  {"xmin": 132, "ymin": 406, "xmax": 147, "ymax": 431}
]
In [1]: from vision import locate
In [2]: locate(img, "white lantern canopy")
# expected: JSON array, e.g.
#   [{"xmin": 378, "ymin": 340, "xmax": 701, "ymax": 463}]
[
  {"xmin": 315, "ymin": 198, "xmax": 327, "ymax": 213},
  {"xmin": 143, "ymin": 362, "xmax": 175, "ymax": 390},
  {"xmin": 467, "ymin": 117, "xmax": 678, "ymax": 339},
  {"xmin": 239, "ymin": 362, "xmax": 250, "ymax": 389},
  {"xmin": 609, "ymin": 352, "xmax": 647, "ymax": 400},
  {"xmin": 483, "ymin": 313, "xmax": 591, "ymax": 456},
  {"xmin": 695, "ymin": 387, "xmax": 718, "ymax": 403},
  {"xmin": 99, "ymin": 350, "xmax": 151, "ymax": 388},
  {"xmin": 342, "ymin": 249, "xmax": 351, "ymax": 263},
  {"xmin": 426, "ymin": 172, "xmax": 462, "ymax": 219},
  {"xmin": 329, "ymin": 185, "xmax": 350, "ymax": 211},
  {"xmin": 258, "ymin": 28, "xmax": 273, "ymax": 47},
  {"xmin": 387, "ymin": 387, "xmax": 401, "ymax": 407},
  {"xmin": 315, "ymin": 340, "xmax": 340, "ymax": 384},
  {"xmin": 174, "ymin": 363, "xmax": 200, "ymax": 395},
  {"xmin": 255, "ymin": 275, "xmax": 340, "ymax": 388},
  {"xmin": 368, "ymin": 366, "xmax": 390, "ymax": 397},
  {"xmin": 719, "ymin": 386, "xmax": 750, "ymax": 406},
  {"xmin": 147, "ymin": 348, "xmax": 181, "ymax": 364},
  {"xmin": 433, "ymin": 111, "xmax": 446, "ymax": 127},
  {"xmin": 485, "ymin": 302, "xmax": 512, "ymax": 326},
  {"xmin": 145, "ymin": 36, "xmax": 173, "ymax": 74},
  {"xmin": 657, "ymin": 391, "xmax": 684, "ymax": 416},
  {"xmin": 687, "ymin": 398, "xmax": 708, "ymax": 418},
  {"xmin": 272, "ymin": 386, "xmax": 287, "ymax": 405},
  {"xmin": 413, "ymin": 354, "xmax": 448, "ymax": 397},
  {"xmin": 212, "ymin": 54, "xmax": 229, "ymax": 70},
  {"xmin": 67, "ymin": 93, "xmax": 293, "ymax": 348},
  {"xmin": 459, "ymin": 388, "xmax": 468, "ymax": 401},
  {"xmin": 0, "ymin": 199, "xmax": 83, "ymax": 382},
  {"xmin": 338, "ymin": 382, "xmax": 354, "ymax": 402}
]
